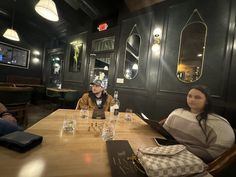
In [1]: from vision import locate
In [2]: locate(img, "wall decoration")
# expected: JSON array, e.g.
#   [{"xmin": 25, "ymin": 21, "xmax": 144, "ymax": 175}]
[
  {"xmin": 0, "ymin": 41, "xmax": 30, "ymax": 69},
  {"xmin": 176, "ymin": 9, "xmax": 207, "ymax": 83},
  {"xmin": 69, "ymin": 41, "xmax": 83, "ymax": 72}
]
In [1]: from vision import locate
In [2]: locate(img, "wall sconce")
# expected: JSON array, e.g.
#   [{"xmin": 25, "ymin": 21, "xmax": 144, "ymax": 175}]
[
  {"xmin": 152, "ymin": 28, "xmax": 161, "ymax": 51},
  {"xmin": 35, "ymin": 0, "xmax": 59, "ymax": 22},
  {"xmin": 32, "ymin": 49, "xmax": 41, "ymax": 64},
  {"xmin": 32, "ymin": 57, "xmax": 40, "ymax": 64},
  {"xmin": 33, "ymin": 50, "xmax": 40, "ymax": 55}
]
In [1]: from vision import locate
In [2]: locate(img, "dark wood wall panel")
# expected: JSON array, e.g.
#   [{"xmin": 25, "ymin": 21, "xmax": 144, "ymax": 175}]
[
  {"xmin": 60, "ymin": 0, "xmax": 236, "ymax": 128},
  {"xmin": 113, "ymin": 0, "xmax": 236, "ymax": 127},
  {"xmin": 116, "ymin": 13, "xmax": 152, "ymax": 90},
  {"xmin": 159, "ymin": 0, "xmax": 231, "ymax": 98},
  {"xmin": 64, "ymin": 32, "xmax": 88, "ymax": 84},
  {"xmin": 225, "ymin": 0, "xmax": 236, "ymax": 128},
  {"xmin": 118, "ymin": 88, "xmax": 148, "ymax": 113},
  {"xmin": 0, "ymin": 37, "xmax": 44, "ymax": 83}
]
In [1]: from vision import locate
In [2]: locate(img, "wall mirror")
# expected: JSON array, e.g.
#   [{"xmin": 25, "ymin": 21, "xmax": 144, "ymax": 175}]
[
  {"xmin": 47, "ymin": 48, "xmax": 64, "ymax": 88},
  {"xmin": 90, "ymin": 36, "xmax": 115, "ymax": 89},
  {"xmin": 124, "ymin": 24, "xmax": 141, "ymax": 79},
  {"xmin": 177, "ymin": 9, "xmax": 207, "ymax": 83}
]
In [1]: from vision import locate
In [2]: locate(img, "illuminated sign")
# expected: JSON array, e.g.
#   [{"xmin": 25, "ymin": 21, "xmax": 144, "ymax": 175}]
[{"xmin": 97, "ymin": 23, "xmax": 108, "ymax": 31}]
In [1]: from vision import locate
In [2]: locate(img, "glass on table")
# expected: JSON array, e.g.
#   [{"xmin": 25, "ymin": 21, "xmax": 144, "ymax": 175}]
[
  {"xmin": 125, "ymin": 108, "xmax": 133, "ymax": 121},
  {"xmin": 101, "ymin": 118, "xmax": 117, "ymax": 141},
  {"xmin": 80, "ymin": 106, "xmax": 89, "ymax": 118},
  {"xmin": 63, "ymin": 114, "xmax": 77, "ymax": 134}
]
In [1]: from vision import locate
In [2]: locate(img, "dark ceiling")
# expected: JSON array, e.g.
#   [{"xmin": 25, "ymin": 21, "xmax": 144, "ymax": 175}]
[{"xmin": 0, "ymin": 0, "xmax": 124, "ymax": 43}]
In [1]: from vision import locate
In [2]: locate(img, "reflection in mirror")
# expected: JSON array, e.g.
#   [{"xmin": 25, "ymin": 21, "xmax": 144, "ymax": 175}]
[
  {"xmin": 90, "ymin": 53, "xmax": 112, "ymax": 89},
  {"xmin": 124, "ymin": 25, "xmax": 141, "ymax": 79},
  {"xmin": 90, "ymin": 36, "xmax": 115, "ymax": 89},
  {"xmin": 49, "ymin": 54, "xmax": 63, "ymax": 88},
  {"xmin": 177, "ymin": 9, "xmax": 207, "ymax": 83}
]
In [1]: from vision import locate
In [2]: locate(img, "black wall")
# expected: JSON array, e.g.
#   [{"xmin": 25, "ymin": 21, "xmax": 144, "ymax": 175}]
[
  {"xmin": 3, "ymin": 0, "xmax": 234, "ymax": 128},
  {"xmin": 59, "ymin": 0, "xmax": 236, "ymax": 128},
  {"xmin": 0, "ymin": 35, "xmax": 44, "ymax": 83},
  {"xmin": 113, "ymin": 0, "xmax": 236, "ymax": 127}
]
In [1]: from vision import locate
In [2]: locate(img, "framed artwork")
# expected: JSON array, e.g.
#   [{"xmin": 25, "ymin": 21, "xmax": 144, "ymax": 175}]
[
  {"xmin": 69, "ymin": 43, "xmax": 83, "ymax": 72},
  {"xmin": 0, "ymin": 41, "xmax": 30, "ymax": 69}
]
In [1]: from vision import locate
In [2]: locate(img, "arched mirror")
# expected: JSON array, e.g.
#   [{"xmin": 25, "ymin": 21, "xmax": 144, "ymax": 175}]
[
  {"xmin": 124, "ymin": 25, "xmax": 141, "ymax": 79},
  {"xmin": 177, "ymin": 9, "xmax": 207, "ymax": 83}
]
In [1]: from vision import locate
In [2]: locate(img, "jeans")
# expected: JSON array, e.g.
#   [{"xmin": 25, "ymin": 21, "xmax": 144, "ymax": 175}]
[{"xmin": 0, "ymin": 119, "xmax": 22, "ymax": 136}]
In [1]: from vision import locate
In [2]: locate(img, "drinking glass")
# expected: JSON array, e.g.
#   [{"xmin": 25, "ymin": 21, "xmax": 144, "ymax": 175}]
[
  {"xmin": 101, "ymin": 118, "xmax": 116, "ymax": 141},
  {"xmin": 63, "ymin": 115, "xmax": 76, "ymax": 133},
  {"xmin": 125, "ymin": 108, "xmax": 133, "ymax": 121},
  {"xmin": 80, "ymin": 106, "xmax": 89, "ymax": 119}
]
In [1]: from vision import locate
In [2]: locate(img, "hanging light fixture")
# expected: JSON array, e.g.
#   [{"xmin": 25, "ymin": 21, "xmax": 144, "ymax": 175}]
[
  {"xmin": 35, "ymin": 0, "xmax": 59, "ymax": 22},
  {"xmin": 3, "ymin": 0, "xmax": 20, "ymax": 41}
]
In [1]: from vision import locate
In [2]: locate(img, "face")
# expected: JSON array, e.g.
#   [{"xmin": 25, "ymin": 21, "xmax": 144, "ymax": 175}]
[
  {"xmin": 91, "ymin": 84, "xmax": 104, "ymax": 95},
  {"xmin": 187, "ymin": 88, "xmax": 207, "ymax": 113}
]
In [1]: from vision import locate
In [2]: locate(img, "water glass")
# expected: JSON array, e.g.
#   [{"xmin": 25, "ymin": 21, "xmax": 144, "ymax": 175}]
[
  {"xmin": 63, "ymin": 115, "xmax": 76, "ymax": 133},
  {"xmin": 125, "ymin": 108, "xmax": 133, "ymax": 121},
  {"xmin": 80, "ymin": 106, "xmax": 89, "ymax": 118},
  {"xmin": 101, "ymin": 119, "xmax": 116, "ymax": 141}
]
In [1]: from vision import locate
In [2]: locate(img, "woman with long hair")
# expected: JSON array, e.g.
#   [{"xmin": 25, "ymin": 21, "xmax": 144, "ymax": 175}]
[{"xmin": 163, "ymin": 85, "xmax": 235, "ymax": 162}]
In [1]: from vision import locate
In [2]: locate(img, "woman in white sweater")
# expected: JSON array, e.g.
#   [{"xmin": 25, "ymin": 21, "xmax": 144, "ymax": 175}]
[{"xmin": 163, "ymin": 85, "xmax": 235, "ymax": 163}]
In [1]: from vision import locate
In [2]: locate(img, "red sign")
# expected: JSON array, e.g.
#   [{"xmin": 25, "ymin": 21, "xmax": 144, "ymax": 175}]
[{"xmin": 97, "ymin": 23, "xmax": 108, "ymax": 31}]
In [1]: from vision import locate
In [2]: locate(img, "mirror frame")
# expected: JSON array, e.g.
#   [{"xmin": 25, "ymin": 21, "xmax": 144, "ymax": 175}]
[
  {"xmin": 176, "ymin": 9, "xmax": 207, "ymax": 83},
  {"xmin": 123, "ymin": 24, "xmax": 141, "ymax": 80}
]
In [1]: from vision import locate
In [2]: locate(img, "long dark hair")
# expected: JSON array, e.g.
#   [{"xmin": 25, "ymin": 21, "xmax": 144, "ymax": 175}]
[{"xmin": 186, "ymin": 85, "xmax": 213, "ymax": 139}]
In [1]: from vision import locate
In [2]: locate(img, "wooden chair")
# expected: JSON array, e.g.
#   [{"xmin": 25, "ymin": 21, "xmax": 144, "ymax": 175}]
[
  {"xmin": 75, "ymin": 99, "xmax": 81, "ymax": 110},
  {"xmin": 207, "ymin": 129, "xmax": 236, "ymax": 176},
  {"xmin": 0, "ymin": 86, "xmax": 33, "ymax": 126}
]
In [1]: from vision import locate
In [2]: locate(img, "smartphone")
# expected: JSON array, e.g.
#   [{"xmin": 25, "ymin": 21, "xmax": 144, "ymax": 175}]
[{"xmin": 153, "ymin": 138, "xmax": 179, "ymax": 145}]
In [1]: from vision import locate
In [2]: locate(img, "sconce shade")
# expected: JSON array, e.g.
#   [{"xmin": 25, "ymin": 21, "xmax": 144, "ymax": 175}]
[
  {"xmin": 35, "ymin": 0, "xmax": 59, "ymax": 22},
  {"xmin": 152, "ymin": 43, "xmax": 160, "ymax": 52},
  {"xmin": 132, "ymin": 63, "xmax": 138, "ymax": 70},
  {"xmin": 3, "ymin": 28, "xmax": 20, "ymax": 41}
]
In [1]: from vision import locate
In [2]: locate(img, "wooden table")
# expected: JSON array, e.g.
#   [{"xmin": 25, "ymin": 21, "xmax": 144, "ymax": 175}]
[
  {"xmin": 0, "ymin": 109, "xmax": 159, "ymax": 177},
  {"xmin": 46, "ymin": 88, "xmax": 78, "ymax": 93},
  {"xmin": 46, "ymin": 88, "xmax": 79, "ymax": 108}
]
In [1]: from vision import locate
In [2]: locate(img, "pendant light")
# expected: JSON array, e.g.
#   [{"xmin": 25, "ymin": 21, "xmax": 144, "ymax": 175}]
[
  {"xmin": 3, "ymin": 0, "xmax": 20, "ymax": 41},
  {"xmin": 35, "ymin": 0, "xmax": 59, "ymax": 22}
]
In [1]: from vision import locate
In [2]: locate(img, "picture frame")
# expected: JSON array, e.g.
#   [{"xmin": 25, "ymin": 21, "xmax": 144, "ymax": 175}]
[
  {"xmin": 69, "ymin": 43, "xmax": 83, "ymax": 72},
  {"xmin": 0, "ymin": 41, "xmax": 30, "ymax": 69}
]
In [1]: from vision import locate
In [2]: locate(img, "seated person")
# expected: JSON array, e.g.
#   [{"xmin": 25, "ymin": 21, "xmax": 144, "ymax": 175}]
[
  {"xmin": 163, "ymin": 85, "xmax": 235, "ymax": 163},
  {"xmin": 76, "ymin": 79, "xmax": 113, "ymax": 111},
  {"xmin": 0, "ymin": 102, "xmax": 17, "ymax": 124},
  {"xmin": 0, "ymin": 102, "xmax": 22, "ymax": 136}
]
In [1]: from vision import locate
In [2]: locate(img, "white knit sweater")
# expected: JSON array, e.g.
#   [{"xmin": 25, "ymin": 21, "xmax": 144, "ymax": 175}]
[{"xmin": 163, "ymin": 108, "xmax": 235, "ymax": 162}]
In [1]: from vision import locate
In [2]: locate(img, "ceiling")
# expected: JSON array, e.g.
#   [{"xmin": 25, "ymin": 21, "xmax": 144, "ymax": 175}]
[
  {"xmin": 0, "ymin": 0, "xmax": 167, "ymax": 44},
  {"xmin": 0, "ymin": 0, "xmax": 124, "ymax": 43}
]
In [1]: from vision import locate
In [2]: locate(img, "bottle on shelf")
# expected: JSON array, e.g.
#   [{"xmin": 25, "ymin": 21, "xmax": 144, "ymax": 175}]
[{"xmin": 110, "ymin": 89, "xmax": 120, "ymax": 116}]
